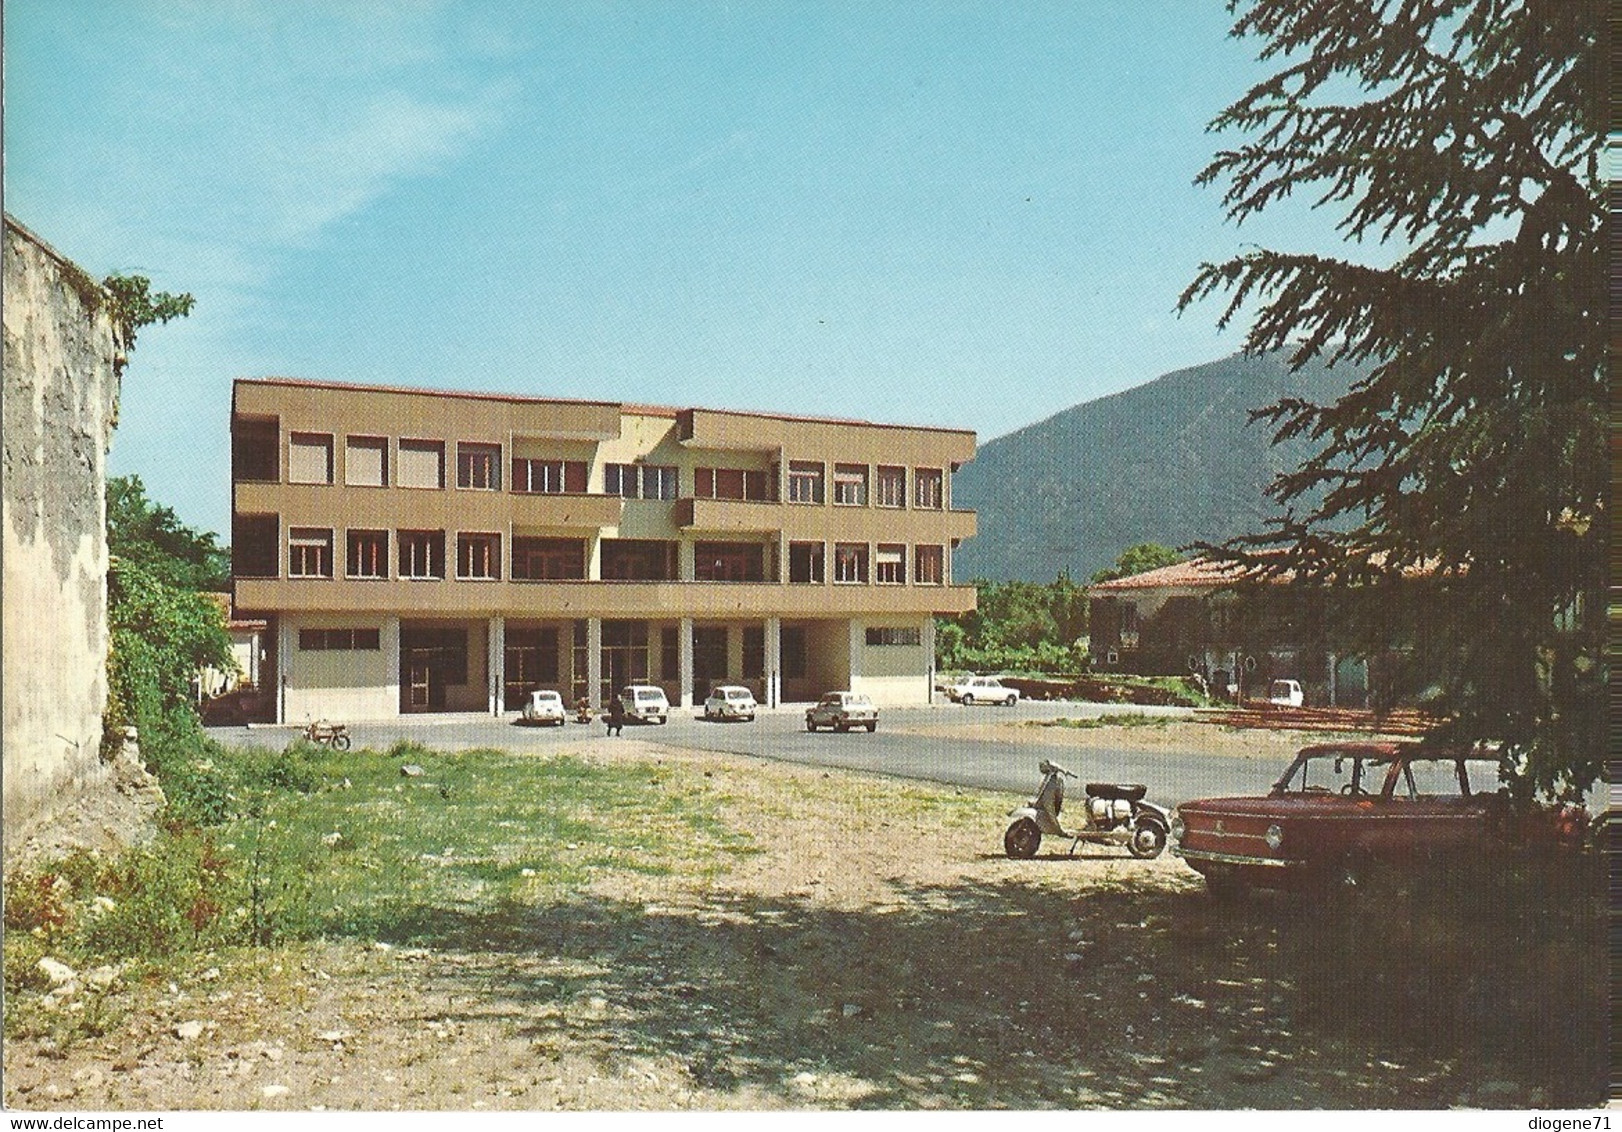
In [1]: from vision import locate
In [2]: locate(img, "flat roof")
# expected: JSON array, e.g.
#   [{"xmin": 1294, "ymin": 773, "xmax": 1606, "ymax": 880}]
[{"xmin": 232, "ymin": 376, "xmax": 975, "ymax": 437}]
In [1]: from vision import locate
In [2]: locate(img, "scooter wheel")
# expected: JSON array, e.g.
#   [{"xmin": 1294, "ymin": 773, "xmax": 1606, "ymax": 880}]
[
  {"xmin": 1127, "ymin": 820, "xmax": 1167, "ymax": 859},
  {"xmin": 1004, "ymin": 818, "xmax": 1041, "ymax": 859}
]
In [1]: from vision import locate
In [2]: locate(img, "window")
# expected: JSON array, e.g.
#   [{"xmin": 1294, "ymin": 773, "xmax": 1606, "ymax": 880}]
[
  {"xmin": 457, "ymin": 532, "xmax": 501, "ymax": 579},
  {"xmin": 642, "ymin": 465, "xmax": 678, "ymax": 500},
  {"xmin": 914, "ymin": 467, "xmax": 944, "ymax": 509},
  {"xmin": 876, "ymin": 466, "xmax": 906, "ymax": 508},
  {"xmin": 233, "ymin": 419, "xmax": 279, "ymax": 482},
  {"xmin": 695, "ymin": 542, "xmax": 765, "ymax": 582},
  {"xmin": 865, "ymin": 626, "xmax": 922, "ymax": 647},
  {"xmin": 345, "ymin": 436, "xmax": 387, "ymax": 487},
  {"xmin": 512, "ymin": 537, "xmax": 586, "ymax": 580},
  {"xmin": 233, "ymin": 514, "xmax": 279, "ymax": 578},
  {"xmin": 347, "ymin": 530, "xmax": 388, "ymax": 579},
  {"xmin": 288, "ymin": 433, "xmax": 333, "ymax": 485},
  {"xmin": 288, "ymin": 528, "xmax": 333, "ymax": 578},
  {"xmin": 915, "ymin": 545, "xmax": 944, "ymax": 585},
  {"xmin": 875, "ymin": 544, "xmax": 905, "ymax": 584},
  {"xmin": 694, "ymin": 467, "xmax": 771, "ymax": 501},
  {"xmin": 833, "ymin": 463, "xmax": 868, "ymax": 506},
  {"xmin": 606, "ymin": 463, "xmax": 677, "ymax": 499},
  {"xmin": 781, "ymin": 626, "xmax": 807, "ymax": 679},
  {"xmin": 398, "ymin": 440, "xmax": 445, "ymax": 489},
  {"xmin": 787, "ymin": 461, "xmax": 824, "ymax": 504},
  {"xmin": 299, "ymin": 627, "xmax": 381, "ymax": 651},
  {"xmin": 601, "ymin": 539, "xmax": 676, "ymax": 580},
  {"xmin": 512, "ymin": 458, "xmax": 587, "ymax": 494},
  {"xmin": 398, "ymin": 530, "xmax": 446, "ymax": 579},
  {"xmin": 457, "ymin": 443, "xmax": 501, "ymax": 490},
  {"xmin": 788, "ymin": 542, "xmax": 824, "ymax": 584},
  {"xmin": 834, "ymin": 543, "xmax": 868, "ymax": 583},
  {"xmin": 743, "ymin": 626, "xmax": 765, "ymax": 677}
]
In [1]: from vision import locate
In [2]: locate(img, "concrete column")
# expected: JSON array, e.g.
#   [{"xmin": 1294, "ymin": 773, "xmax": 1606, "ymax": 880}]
[
  {"xmin": 382, "ymin": 617, "xmax": 401, "ymax": 717},
  {"xmin": 678, "ymin": 617, "xmax": 694, "ymax": 709},
  {"xmin": 678, "ymin": 541, "xmax": 696, "ymax": 581},
  {"xmin": 847, "ymin": 618, "xmax": 864, "ymax": 693},
  {"xmin": 276, "ymin": 616, "xmax": 294, "ymax": 725},
  {"xmin": 765, "ymin": 616, "xmax": 781, "ymax": 708},
  {"xmin": 586, "ymin": 617, "xmax": 603, "ymax": 709},
  {"xmin": 922, "ymin": 616, "xmax": 936, "ymax": 705},
  {"xmin": 1327, "ymin": 651, "xmax": 1338, "ymax": 708},
  {"xmin": 488, "ymin": 616, "xmax": 505, "ymax": 715}
]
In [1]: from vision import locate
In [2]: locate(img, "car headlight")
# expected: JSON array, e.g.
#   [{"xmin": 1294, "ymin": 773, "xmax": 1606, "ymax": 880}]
[
  {"xmin": 1170, "ymin": 812, "xmax": 1185, "ymax": 842},
  {"xmin": 1264, "ymin": 823, "xmax": 1285, "ymax": 852}
]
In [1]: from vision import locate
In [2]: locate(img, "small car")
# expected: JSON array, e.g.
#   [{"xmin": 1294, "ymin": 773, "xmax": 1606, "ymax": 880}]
[
  {"xmin": 805, "ymin": 691, "xmax": 878, "ymax": 733},
  {"xmin": 1171, "ymin": 742, "xmax": 1589, "ymax": 898},
  {"xmin": 947, "ymin": 675, "xmax": 1020, "ymax": 706},
  {"xmin": 520, "ymin": 688, "xmax": 567, "ymax": 726},
  {"xmin": 703, "ymin": 685, "xmax": 757, "ymax": 721},
  {"xmin": 617, "ymin": 684, "xmax": 670, "ymax": 724},
  {"xmin": 1267, "ymin": 679, "xmax": 1304, "ymax": 707}
]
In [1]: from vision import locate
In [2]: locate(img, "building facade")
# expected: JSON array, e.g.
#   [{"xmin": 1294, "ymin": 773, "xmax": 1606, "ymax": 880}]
[
  {"xmin": 1088, "ymin": 557, "xmax": 1370, "ymax": 707},
  {"xmin": 230, "ymin": 378, "xmax": 978, "ymax": 721}
]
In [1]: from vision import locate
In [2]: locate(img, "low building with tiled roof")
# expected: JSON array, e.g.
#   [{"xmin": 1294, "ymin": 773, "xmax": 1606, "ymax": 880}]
[{"xmin": 1088, "ymin": 555, "xmax": 1376, "ymax": 707}]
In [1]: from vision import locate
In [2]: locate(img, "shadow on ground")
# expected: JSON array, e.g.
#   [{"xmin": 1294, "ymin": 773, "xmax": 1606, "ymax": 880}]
[{"xmin": 344, "ymin": 863, "xmax": 1606, "ymax": 1109}]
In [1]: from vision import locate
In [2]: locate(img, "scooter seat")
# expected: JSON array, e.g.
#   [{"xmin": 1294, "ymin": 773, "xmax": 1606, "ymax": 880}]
[{"xmin": 1085, "ymin": 782, "xmax": 1147, "ymax": 803}]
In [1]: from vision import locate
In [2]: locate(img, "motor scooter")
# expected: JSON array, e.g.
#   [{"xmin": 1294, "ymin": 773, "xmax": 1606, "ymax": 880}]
[{"xmin": 1003, "ymin": 759, "xmax": 1170, "ymax": 860}]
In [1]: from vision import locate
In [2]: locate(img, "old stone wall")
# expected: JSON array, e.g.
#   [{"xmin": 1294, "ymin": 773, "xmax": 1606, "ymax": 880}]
[{"xmin": 3, "ymin": 215, "xmax": 121, "ymax": 833}]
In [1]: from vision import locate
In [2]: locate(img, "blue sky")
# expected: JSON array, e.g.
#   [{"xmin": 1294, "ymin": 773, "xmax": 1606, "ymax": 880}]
[{"xmin": 6, "ymin": 1, "xmax": 1336, "ymax": 540}]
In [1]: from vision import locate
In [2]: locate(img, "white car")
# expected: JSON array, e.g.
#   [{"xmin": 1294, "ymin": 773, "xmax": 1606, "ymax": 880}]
[
  {"xmin": 1267, "ymin": 679, "xmax": 1304, "ymax": 708},
  {"xmin": 520, "ymin": 689, "xmax": 567, "ymax": 726},
  {"xmin": 947, "ymin": 675, "xmax": 1020, "ymax": 706},
  {"xmin": 703, "ymin": 685, "xmax": 757, "ymax": 721},
  {"xmin": 805, "ymin": 691, "xmax": 878, "ymax": 733},
  {"xmin": 618, "ymin": 684, "xmax": 670, "ymax": 724}
]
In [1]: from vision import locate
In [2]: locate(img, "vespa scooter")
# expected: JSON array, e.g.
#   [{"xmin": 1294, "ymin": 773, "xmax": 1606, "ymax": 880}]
[{"xmin": 1003, "ymin": 759, "xmax": 1170, "ymax": 860}]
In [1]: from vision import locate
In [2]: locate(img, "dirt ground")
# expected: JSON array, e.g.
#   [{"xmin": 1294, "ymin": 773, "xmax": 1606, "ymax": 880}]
[{"xmin": 3, "ymin": 723, "xmax": 1604, "ymax": 1111}]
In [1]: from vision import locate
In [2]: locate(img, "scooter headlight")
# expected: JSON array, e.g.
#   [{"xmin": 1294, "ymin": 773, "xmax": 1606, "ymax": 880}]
[
  {"xmin": 1170, "ymin": 812, "xmax": 1185, "ymax": 842},
  {"xmin": 1264, "ymin": 823, "xmax": 1285, "ymax": 852}
]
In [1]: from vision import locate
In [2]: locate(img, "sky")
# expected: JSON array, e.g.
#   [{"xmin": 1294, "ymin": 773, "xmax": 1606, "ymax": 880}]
[{"xmin": 6, "ymin": 1, "xmax": 1342, "ymax": 540}]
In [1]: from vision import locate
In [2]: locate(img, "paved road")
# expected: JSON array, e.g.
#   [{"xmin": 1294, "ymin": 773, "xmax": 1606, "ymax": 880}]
[{"xmin": 210, "ymin": 700, "xmax": 1281, "ymax": 807}]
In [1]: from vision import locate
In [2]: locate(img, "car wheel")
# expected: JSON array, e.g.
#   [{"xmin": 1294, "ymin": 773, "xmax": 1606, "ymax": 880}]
[
  {"xmin": 865, "ymin": 722, "xmax": 877, "ymax": 733},
  {"xmin": 746, "ymin": 714, "xmax": 755, "ymax": 722},
  {"xmin": 1005, "ymin": 695, "xmax": 1017, "ymax": 707},
  {"xmin": 657, "ymin": 716, "xmax": 667, "ymax": 725},
  {"xmin": 962, "ymin": 694, "xmax": 975, "ymax": 706},
  {"xmin": 1127, "ymin": 820, "xmax": 1167, "ymax": 859},
  {"xmin": 837, "ymin": 723, "xmax": 850, "ymax": 733},
  {"xmin": 806, "ymin": 719, "xmax": 817, "ymax": 731},
  {"xmin": 1004, "ymin": 818, "xmax": 1041, "ymax": 859}
]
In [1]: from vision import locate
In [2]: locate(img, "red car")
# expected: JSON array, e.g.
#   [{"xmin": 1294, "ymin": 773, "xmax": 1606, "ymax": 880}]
[{"xmin": 1171, "ymin": 742, "xmax": 1587, "ymax": 898}]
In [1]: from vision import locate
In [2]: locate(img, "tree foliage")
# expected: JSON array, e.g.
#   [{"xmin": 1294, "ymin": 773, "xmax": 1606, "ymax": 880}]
[
  {"xmin": 1091, "ymin": 543, "xmax": 1185, "ymax": 585},
  {"xmin": 937, "ymin": 573, "xmax": 1089, "ymax": 673},
  {"xmin": 108, "ymin": 475, "xmax": 230, "ymax": 592},
  {"xmin": 102, "ymin": 273, "xmax": 194, "ymax": 355},
  {"xmin": 1180, "ymin": 0, "xmax": 1604, "ymax": 796}
]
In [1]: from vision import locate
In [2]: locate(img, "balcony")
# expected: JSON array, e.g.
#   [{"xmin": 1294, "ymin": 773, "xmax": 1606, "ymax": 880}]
[
  {"xmin": 232, "ymin": 576, "xmax": 978, "ymax": 618},
  {"xmin": 233, "ymin": 482, "xmax": 622, "ymax": 531},
  {"xmin": 674, "ymin": 496, "xmax": 783, "ymax": 531}
]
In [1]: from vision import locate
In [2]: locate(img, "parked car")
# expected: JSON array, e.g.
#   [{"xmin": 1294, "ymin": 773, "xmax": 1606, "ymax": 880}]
[
  {"xmin": 1171, "ymin": 742, "xmax": 1589, "ymax": 898},
  {"xmin": 618, "ymin": 684, "xmax": 670, "ymax": 724},
  {"xmin": 947, "ymin": 675, "xmax": 1019, "ymax": 706},
  {"xmin": 1267, "ymin": 679, "xmax": 1304, "ymax": 707},
  {"xmin": 520, "ymin": 688, "xmax": 567, "ymax": 726},
  {"xmin": 805, "ymin": 691, "xmax": 878, "ymax": 733},
  {"xmin": 703, "ymin": 685, "xmax": 757, "ymax": 722}
]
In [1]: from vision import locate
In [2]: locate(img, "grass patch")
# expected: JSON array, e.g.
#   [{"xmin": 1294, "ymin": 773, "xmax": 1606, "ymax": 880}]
[{"xmin": 1027, "ymin": 713, "xmax": 1173, "ymax": 731}]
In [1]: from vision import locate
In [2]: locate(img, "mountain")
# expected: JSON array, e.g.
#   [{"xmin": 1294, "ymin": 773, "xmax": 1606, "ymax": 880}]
[{"xmin": 950, "ymin": 351, "xmax": 1362, "ymax": 583}]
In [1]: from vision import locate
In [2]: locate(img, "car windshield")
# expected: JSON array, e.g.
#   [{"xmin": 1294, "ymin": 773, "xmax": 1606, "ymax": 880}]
[
  {"xmin": 726, "ymin": 690, "xmax": 749, "ymax": 700},
  {"xmin": 1274, "ymin": 751, "xmax": 1393, "ymax": 795}
]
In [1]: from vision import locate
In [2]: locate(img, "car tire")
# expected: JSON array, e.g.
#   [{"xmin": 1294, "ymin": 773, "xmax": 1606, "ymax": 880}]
[
  {"xmin": 962, "ymin": 694, "xmax": 975, "ymax": 706},
  {"xmin": 746, "ymin": 714, "xmax": 755, "ymax": 722},
  {"xmin": 837, "ymin": 723, "xmax": 850, "ymax": 733},
  {"xmin": 657, "ymin": 716, "xmax": 667, "ymax": 725},
  {"xmin": 806, "ymin": 720, "xmax": 817, "ymax": 732},
  {"xmin": 865, "ymin": 722, "xmax": 877, "ymax": 733},
  {"xmin": 1005, "ymin": 695, "xmax": 1017, "ymax": 707}
]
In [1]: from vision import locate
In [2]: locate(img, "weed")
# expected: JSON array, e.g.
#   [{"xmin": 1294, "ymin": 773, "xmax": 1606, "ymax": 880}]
[{"xmin": 1028, "ymin": 713, "xmax": 1171, "ymax": 731}]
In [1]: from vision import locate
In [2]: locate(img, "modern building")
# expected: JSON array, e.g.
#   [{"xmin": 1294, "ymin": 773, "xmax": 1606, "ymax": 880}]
[{"xmin": 230, "ymin": 378, "xmax": 978, "ymax": 722}]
